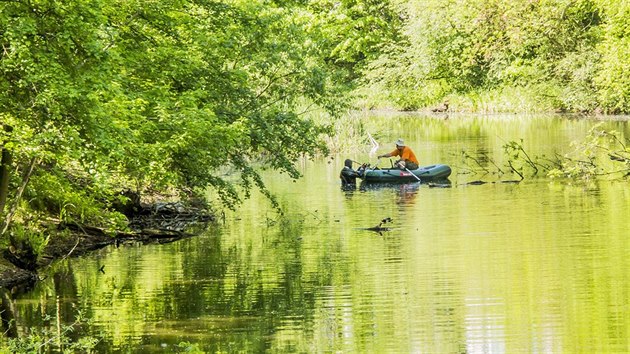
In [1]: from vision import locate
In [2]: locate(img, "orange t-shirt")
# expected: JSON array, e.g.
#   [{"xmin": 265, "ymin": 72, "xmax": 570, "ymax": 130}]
[{"xmin": 389, "ymin": 146, "xmax": 419, "ymax": 164}]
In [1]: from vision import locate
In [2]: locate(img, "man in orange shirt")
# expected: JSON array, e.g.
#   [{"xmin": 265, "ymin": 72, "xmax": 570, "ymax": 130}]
[{"xmin": 378, "ymin": 138, "xmax": 419, "ymax": 170}]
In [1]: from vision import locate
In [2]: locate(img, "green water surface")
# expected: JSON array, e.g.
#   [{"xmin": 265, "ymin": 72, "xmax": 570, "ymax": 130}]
[{"xmin": 3, "ymin": 113, "xmax": 629, "ymax": 353}]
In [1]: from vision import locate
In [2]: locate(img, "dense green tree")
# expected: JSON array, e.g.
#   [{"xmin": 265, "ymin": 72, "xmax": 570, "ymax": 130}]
[
  {"xmin": 308, "ymin": 0, "xmax": 405, "ymax": 81},
  {"xmin": 594, "ymin": 0, "xmax": 630, "ymax": 113},
  {"xmin": 0, "ymin": 0, "xmax": 116, "ymax": 231},
  {"xmin": 365, "ymin": 0, "xmax": 628, "ymax": 113},
  {"xmin": 0, "ymin": 0, "xmax": 348, "ymax": 239}
]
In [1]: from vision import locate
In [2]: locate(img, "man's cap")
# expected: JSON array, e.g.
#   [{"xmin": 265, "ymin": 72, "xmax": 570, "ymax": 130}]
[{"xmin": 395, "ymin": 138, "xmax": 405, "ymax": 146}]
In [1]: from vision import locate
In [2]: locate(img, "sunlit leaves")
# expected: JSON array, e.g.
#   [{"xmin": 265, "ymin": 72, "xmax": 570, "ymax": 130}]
[
  {"xmin": 593, "ymin": 0, "xmax": 630, "ymax": 113},
  {"xmin": 1, "ymin": 0, "xmax": 350, "ymax": 228},
  {"xmin": 546, "ymin": 124, "xmax": 630, "ymax": 179},
  {"xmin": 366, "ymin": 0, "xmax": 628, "ymax": 113},
  {"xmin": 308, "ymin": 0, "xmax": 404, "ymax": 81}
]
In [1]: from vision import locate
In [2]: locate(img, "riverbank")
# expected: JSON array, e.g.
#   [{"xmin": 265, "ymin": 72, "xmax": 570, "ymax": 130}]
[{"xmin": 0, "ymin": 202, "xmax": 214, "ymax": 293}]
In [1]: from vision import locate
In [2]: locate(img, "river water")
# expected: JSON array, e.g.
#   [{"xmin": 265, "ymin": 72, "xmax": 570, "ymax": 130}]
[{"xmin": 3, "ymin": 113, "xmax": 629, "ymax": 353}]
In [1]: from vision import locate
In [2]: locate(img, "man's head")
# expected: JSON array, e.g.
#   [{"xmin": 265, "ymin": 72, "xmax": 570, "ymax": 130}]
[
  {"xmin": 344, "ymin": 159, "xmax": 353, "ymax": 168},
  {"xmin": 395, "ymin": 138, "xmax": 405, "ymax": 151}
]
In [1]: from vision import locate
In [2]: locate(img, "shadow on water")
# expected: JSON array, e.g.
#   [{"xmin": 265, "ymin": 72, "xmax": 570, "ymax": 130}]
[{"xmin": 358, "ymin": 179, "xmax": 452, "ymax": 191}]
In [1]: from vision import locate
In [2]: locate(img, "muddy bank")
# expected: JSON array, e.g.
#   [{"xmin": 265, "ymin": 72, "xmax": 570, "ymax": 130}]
[
  {"xmin": 0, "ymin": 202, "xmax": 214, "ymax": 293},
  {"xmin": 0, "ymin": 259, "xmax": 37, "ymax": 291}
]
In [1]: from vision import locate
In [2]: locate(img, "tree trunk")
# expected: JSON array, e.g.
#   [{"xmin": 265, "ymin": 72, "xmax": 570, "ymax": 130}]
[
  {"xmin": 1, "ymin": 157, "xmax": 36, "ymax": 236},
  {"xmin": 0, "ymin": 125, "xmax": 13, "ymax": 217}
]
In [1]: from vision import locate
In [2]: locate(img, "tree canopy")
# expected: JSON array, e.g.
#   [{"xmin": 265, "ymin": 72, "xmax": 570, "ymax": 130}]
[
  {"xmin": 365, "ymin": 0, "xmax": 630, "ymax": 113},
  {"xmin": 1, "ymin": 0, "xmax": 354, "ymax": 234}
]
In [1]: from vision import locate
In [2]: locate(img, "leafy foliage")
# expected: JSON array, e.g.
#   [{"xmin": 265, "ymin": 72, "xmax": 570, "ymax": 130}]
[
  {"xmin": 0, "ymin": 0, "xmax": 350, "ymax": 240},
  {"xmin": 307, "ymin": 0, "xmax": 405, "ymax": 81},
  {"xmin": 593, "ymin": 1, "xmax": 630, "ymax": 113},
  {"xmin": 365, "ymin": 0, "xmax": 630, "ymax": 113},
  {"xmin": 548, "ymin": 124, "xmax": 630, "ymax": 179},
  {"xmin": 4, "ymin": 310, "xmax": 99, "ymax": 353},
  {"xmin": 459, "ymin": 127, "xmax": 629, "ymax": 182}
]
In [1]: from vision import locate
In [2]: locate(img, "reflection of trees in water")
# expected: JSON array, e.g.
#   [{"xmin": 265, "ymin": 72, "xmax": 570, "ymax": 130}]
[
  {"xmin": 428, "ymin": 273, "xmax": 466, "ymax": 353},
  {"xmin": 0, "ymin": 288, "xmax": 17, "ymax": 338},
  {"xmin": 0, "ymin": 263, "xmax": 101, "ymax": 352},
  {"xmin": 140, "ymin": 222, "xmax": 323, "ymax": 352},
  {"xmin": 5, "ymin": 223, "xmax": 326, "ymax": 352}
]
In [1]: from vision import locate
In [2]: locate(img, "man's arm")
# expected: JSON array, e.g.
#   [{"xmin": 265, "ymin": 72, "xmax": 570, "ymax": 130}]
[{"xmin": 378, "ymin": 149, "xmax": 398, "ymax": 159}]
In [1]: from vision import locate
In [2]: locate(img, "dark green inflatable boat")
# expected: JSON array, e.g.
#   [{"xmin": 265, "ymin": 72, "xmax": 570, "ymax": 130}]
[{"xmin": 358, "ymin": 164, "xmax": 451, "ymax": 183}]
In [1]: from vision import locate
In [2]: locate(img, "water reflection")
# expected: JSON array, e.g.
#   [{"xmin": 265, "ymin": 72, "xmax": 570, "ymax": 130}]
[
  {"xmin": 0, "ymin": 289, "xmax": 17, "ymax": 338},
  {"xmin": 359, "ymin": 182, "xmax": 422, "ymax": 205},
  {"xmin": 4, "ymin": 114, "xmax": 630, "ymax": 353}
]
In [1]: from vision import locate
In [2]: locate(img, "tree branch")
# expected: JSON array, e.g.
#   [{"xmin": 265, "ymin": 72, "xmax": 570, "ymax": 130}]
[{"xmin": 507, "ymin": 160, "xmax": 524, "ymax": 180}]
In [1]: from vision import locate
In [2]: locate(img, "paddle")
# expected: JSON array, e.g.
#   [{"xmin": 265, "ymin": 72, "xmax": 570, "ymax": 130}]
[
  {"xmin": 404, "ymin": 167, "xmax": 422, "ymax": 181},
  {"xmin": 380, "ymin": 158, "xmax": 421, "ymax": 181}
]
